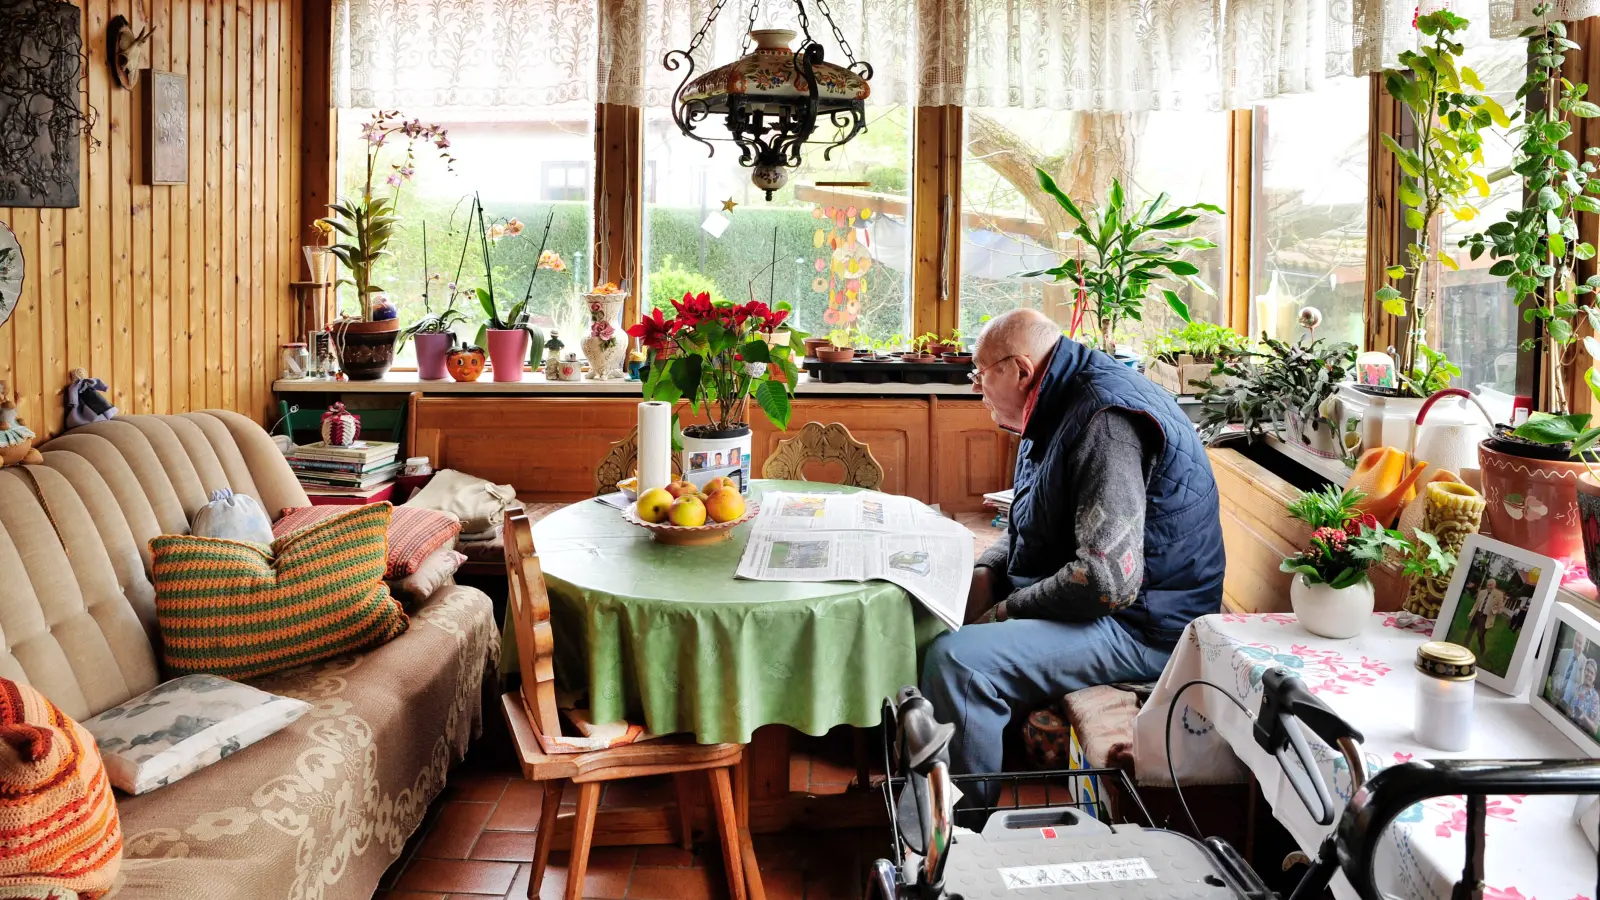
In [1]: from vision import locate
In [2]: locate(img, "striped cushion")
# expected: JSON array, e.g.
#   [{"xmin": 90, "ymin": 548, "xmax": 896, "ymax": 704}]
[
  {"xmin": 152, "ymin": 503, "xmax": 408, "ymax": 680},
  {"xmin": 274, "ymin": 504, "xmax": 461, "ymax": 578},
  {"xmin": 0, "ymin": 678, "xmax": 122, "ymax": 899}
]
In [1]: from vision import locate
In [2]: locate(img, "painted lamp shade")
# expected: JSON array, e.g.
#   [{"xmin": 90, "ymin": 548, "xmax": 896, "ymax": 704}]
[{"xmin": 680, "ymin": 29, "xmax": 870, "ymax": 111}]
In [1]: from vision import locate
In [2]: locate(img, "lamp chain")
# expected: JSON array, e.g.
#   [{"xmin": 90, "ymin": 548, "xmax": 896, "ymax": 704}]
[
  {"xmin": 804, "ymin": 0, "xmax": 859, "ymax": 68},
  {"xmin": 740, "ymin": 0, "xmax": 762, "ymax": 54},
  {"xmin": 684, "ymin": 0, "xmax": 740, "ymax": 58}
]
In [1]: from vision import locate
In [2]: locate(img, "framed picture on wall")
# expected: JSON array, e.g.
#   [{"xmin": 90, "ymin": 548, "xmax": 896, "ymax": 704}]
[
  {"xmin": 1531, "ymin": 603, "xmax": 1600, "ymax": 758},
  {"xmin": 143, "ymin": 70, "xmax": 187, "ymax": 185},
  {"xmin": 1432, "ymin": 534, "xmax": 1561, "ymax": 695}
]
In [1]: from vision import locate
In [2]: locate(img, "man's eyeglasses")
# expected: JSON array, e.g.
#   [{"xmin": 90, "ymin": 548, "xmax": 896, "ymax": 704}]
[{"xmin": 968, "ymin": 355, "xmax": 1020, "ymax": 385}]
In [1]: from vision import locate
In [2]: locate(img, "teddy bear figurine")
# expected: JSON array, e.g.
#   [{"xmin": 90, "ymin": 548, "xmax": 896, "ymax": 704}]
[{"xmin": 0, "ymin": 382, "xmax": 43, "ymax": 467}]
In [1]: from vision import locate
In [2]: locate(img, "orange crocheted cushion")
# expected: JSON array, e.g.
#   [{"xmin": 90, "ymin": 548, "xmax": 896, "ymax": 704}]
[
  {"xmin": 0, "ymin": 679, "xmax": 123, "ymax": 899},
  {"xmin": 153, "ymin": 503, "xmax": 408, "ymax": 680},
  {"xmin": 274, "ymin": 504, "xmax": 460, "ymax": 578}
]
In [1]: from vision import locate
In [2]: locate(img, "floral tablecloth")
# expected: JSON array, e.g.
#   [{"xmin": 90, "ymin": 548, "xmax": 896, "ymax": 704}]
[{"xmin": 1132, "ymin": 612, "xmax": 1591, "ymax": 900}]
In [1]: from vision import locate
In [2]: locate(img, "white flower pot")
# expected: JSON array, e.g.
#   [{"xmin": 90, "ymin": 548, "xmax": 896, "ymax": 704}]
[
  {"xmin": 680, "ymin": 424, "xmax": 754, "ymax": 494},
  {"xmin": 1289, "ymin": 574, "xmax": 1374, "ymax": 640}
]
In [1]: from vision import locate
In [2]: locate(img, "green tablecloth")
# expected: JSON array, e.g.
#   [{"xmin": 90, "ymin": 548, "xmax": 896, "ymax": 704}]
[{"xmin": 516, "ymin": 480, "xmax": 947, "ymax": 744}]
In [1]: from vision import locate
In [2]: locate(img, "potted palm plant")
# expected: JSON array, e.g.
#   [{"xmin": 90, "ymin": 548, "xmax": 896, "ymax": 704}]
[
  {"xmin": 628, "ymin": 293, "xmax": 804, "ymax": 492},
  {"xmin": 1020, "ymin": 170, "xmax": 1220, "ymax": 361},
  {"xmin": 322, "ymin": 111, "xmax": 452, "ymax": 379},
  {"xmin": 1281, "ymin": 486, "xmax": 1410, "ymax": 639}
]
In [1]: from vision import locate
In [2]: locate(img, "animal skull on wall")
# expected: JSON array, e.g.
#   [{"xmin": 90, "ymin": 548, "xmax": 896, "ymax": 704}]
[{"xmin": 108, "ymin": 16, "xmax": 153, "ymax": 90}]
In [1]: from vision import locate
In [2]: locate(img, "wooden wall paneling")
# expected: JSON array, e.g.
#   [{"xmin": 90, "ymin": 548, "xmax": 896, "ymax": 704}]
[
  {"xmin": 912, "ymin": 106, "xmax": 962, "ymax": 338},
  {"xmin": 11, "ymin": 215, "xmax": 40, "ymax": 430},
  {"xmin": 251, "ymin": 0, "xmax": 268, "ymax": 421},
  {"xmin": 750, "ymin": 399, "xmax": 932, "ymax": 501},
  {"xmin": 929, "ymin": 397, "xmax": 1015, "ymax": 514},
  {"xmin": 1365, "ymin": 72, "xmax": 1406, "ymax": 356},
  {"xmin": 188, "ymin": 0, "xmax": 206, "ymax": 410},
  {"xmin": 594, "ymin": 103, "xmax": 644, "ymax": 325},
  {"xmin": 110, "ymin": 0, "xmax": 133, "ymax": 412},
  {"xmin": 150, "ymin": 0, "xmax": 171, "ymax": 414},
  {"xmin": 170, "ymin": 0, "xmax": 191, "ymax": 413},
  {"xmin": 205, "ymin": 0, "xmax": 223, "ymax": 407},
  {"xmin": 1226, "ymin": 109, "xmax": 1253, "ymax": 335},
  {"xmin": 298, "ymin": 0, "xmax": 333, "ymax": 245},
  {"xmin": 89, "ymin": 0, "xmax": 113, "ymax": 399},
  {"xmin": 131, "ymin": 0, "xmax": 152, "ymax": 415}
]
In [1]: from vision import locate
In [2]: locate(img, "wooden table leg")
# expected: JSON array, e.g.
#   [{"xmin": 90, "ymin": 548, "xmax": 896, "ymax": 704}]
[
  {"xmin": 708, "ymin": 767, "xmax": 748, "ymax": 900},
  {"xmin": 530, "ymin": 780, "xmax": 564, "ymax": 899},
  {"xmin": 673, "ymin": 772, "xmax": 697, "ymax": 850},
  {"xmin": 747, "ymin": 724, "xmax": 792, "ymax": 801},
  {"xmin": 566, "ymin": 782, "xmax": 602, "ymax": 900}
]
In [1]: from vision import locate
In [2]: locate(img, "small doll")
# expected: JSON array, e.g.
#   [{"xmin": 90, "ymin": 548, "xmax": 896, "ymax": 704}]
[
  {"xmin": 63, "ymin": 368, "xmax": 118, "ymax": 430},
  {"xmin": 0, "ymin": 382, "xmax": 43, "ymax": 467}
]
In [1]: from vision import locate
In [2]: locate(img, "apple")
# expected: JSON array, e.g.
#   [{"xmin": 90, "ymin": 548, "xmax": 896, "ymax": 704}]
[
  {"xmin": 636, "ymin": 488, "xmax": 674, "ymax": 523},
  {"xmin": 665, "ymin": 480, "xmax": 698, "ymax": 499},
  {"xmin": 705, "ymin": 486, "xmax": 747, "ymax": 524},
  {"xmin": 669, "ymin": 495, "xmax": 708, "ymax": 527},
  {"xmin": 703, "ymin": 475, "xmax": 739, "ymax": 495}
]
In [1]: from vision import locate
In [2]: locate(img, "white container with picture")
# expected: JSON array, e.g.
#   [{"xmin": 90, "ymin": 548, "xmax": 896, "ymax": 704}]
[
  {"xmin": 680, "ymin": 426, "xmax": 754, "ymax": 495},
  {"xmin": 1431, "ymin": 534, "xmax": 1563, "ymax": 695}
]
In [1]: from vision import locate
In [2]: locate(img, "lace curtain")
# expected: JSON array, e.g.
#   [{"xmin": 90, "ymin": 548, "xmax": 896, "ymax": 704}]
[{"xmin": 332, "ymin": 0, "xmax": 597, "ymax": 108}]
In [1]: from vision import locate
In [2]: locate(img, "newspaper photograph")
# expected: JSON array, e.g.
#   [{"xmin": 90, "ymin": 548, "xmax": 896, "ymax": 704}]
[{"xmin": 737, "ymin": 491, "xmax": 973, "ymax": 630}]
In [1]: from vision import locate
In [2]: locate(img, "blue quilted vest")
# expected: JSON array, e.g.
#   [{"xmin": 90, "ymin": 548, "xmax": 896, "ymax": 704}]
[{"xmin": 1005, "ymin": 338, "xmax": 1225, "ymax": 645}]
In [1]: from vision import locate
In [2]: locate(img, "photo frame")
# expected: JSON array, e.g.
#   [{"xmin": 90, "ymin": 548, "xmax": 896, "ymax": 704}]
[
  {"xmin": 1433, "ymin": 534, "xmax": 1561, "ymax": 695},
  {"xmin": 1531, "ymin": 602, "xmax": 1600, "ymax": 759}
]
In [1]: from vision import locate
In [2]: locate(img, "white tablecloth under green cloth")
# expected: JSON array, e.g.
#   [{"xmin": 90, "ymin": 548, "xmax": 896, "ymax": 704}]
[
  {"xmin": 509, "ymin": 480, "xmax": 948, "ymax": 744},
  {"xmin": 1133, "ymin": 612, "xmax": 1592, "ymax": 900}
]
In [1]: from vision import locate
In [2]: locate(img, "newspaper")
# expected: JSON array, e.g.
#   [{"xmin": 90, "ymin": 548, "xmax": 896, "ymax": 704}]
[{"xmin": 735, "ymin": 490, "xmax": 973, "ymax": 631}]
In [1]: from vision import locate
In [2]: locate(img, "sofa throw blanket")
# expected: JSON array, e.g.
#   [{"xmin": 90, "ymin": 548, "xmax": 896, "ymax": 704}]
[
  {"xmin": 151, "ymin": 503, "xmax": 408, "ymax": 679},
  {"xmin": 0, "ymin": 678, "xmax": 123, "ymax": 899}
]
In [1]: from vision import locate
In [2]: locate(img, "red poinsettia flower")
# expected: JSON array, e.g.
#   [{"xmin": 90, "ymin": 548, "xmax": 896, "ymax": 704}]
[
  {"xmin": 626, "ymin": 307, "xmax": 675, "ymax": 351},
  {"xmin": 758, "ymin": 304, "xmax": 789, "ymax": 332},
  {"xmin": 671, "ymin": 291, "xmax": 714, "ymax": 327}
]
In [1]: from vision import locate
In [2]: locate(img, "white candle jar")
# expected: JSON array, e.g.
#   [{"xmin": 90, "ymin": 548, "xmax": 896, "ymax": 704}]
[{"xmin": 1414, "ymin": 641, "xmax": 1477, "ymax": 752}]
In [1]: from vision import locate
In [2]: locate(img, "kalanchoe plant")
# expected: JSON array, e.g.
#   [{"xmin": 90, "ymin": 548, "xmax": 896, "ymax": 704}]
[
  {"xmin": 1281, "ymin": 489, "xmax": 1411, "ymax": 589},
  {"xmin": 321, "ymin": 111, "xmax": 453, "ymax": 320},
  {"xmin": 1197, "ymin": 334, "xmax": 1358, "ymax": 444},
  {"xmin": 1376, "ymin": 10, "xmax": 1507, "ymax": 393},
  {"xmin": 1461, "ymin": 3, "xmax": 1600, "ymax": 415},
  {"xmin": 629, "ymin": 292, "xmax": 807, "ymax": 432},
  {"xmin": 1021, "ymin": 170, "xmax": 1221, "ymax": 354}
]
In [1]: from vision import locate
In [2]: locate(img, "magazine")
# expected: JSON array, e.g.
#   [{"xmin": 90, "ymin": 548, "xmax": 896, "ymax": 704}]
[{"xmin": 735, "ymin": 491, "xmax": 973, "ymax": 631}]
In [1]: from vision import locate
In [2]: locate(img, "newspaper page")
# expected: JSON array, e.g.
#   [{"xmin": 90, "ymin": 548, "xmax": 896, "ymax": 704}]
[{"xmin": 737, "ymin": 491, "xmax": 972, "ymax": 630}]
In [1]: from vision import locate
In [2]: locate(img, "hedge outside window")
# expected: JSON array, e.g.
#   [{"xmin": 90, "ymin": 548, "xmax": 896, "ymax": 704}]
[
  {"xmin": 957, "ymin": 108, "xmax": 1228, "ymax": 345},
  {"xmin": 1250, "ymin": 78, "xmax": 1370, "ymax": 347}
]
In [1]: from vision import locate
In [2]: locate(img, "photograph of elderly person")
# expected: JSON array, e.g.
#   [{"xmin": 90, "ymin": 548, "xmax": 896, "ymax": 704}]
[{"xmin": 1445, "ymin": 545, "xmax": 1544, "ymax": 679}]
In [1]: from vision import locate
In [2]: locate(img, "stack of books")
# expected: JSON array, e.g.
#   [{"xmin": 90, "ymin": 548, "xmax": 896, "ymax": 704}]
[
  {"xmin": 288, "ymin": 441, "xmax": 402, "ymax": 503},
  {"xmin": 982, "ymin": 489, "xmax": 1014, "ymax": 529}
]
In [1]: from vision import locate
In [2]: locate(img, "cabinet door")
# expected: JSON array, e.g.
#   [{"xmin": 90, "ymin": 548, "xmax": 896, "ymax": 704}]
[
  {"xmin": 751, "ymin": 399, "xmax": 931, "ymax": 501},
  {"xmin": 931, "ymin": 398, "xmax": 1015, "ymax": 514}
]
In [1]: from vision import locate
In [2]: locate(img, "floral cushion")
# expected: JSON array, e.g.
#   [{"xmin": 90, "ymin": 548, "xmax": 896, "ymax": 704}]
[
  {"xmin": 275, "ymin": 503, "xmax": 460, "ymax": 577},
  {"xmin": 81, "ymin": 675, "xmax": 310, "ymax": 795}
]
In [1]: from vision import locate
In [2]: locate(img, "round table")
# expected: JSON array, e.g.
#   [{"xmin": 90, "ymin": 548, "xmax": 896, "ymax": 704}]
[{"xmin": 528, "ymin": 480, "xmax": 948, "ymax": 744}]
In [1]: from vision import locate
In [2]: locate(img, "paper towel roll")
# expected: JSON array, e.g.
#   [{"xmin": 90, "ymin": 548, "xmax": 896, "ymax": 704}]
[{"xmin": 638, "ymin": 401, "xmax": 672, "ymax": 493}]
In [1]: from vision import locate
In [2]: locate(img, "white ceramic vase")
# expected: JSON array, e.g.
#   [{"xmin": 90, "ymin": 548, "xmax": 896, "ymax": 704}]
[
  {"xmin": 581, "ymin": 292, "xmax": 628, "ymax": 380},
  {"xmin": 1289, "ymin": 574, "xmax": 1374, "ymax": 639}
]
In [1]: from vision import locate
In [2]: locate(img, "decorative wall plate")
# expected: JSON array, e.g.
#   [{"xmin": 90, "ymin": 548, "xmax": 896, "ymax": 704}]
[{"xmin": 0, "ymin": 220, "xmax": 22, "ymax": 329}]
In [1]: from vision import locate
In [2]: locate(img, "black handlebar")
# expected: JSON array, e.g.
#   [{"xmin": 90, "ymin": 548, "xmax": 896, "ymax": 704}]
[{"xmin": 1253, "ymin": 668, "xmax": 1367, "ymax": 826}]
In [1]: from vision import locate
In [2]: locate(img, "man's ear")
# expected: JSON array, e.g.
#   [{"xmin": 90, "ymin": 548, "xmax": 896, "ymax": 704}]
[{"xmin": 1012, "ymin": 354, "xmax": 1037, "ymax": 388}]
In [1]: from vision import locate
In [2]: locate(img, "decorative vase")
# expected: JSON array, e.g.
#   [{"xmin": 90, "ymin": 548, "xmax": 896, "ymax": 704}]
[
  {"xmin": 329, "ymin": 318, "xmax": 400, "ymax": 380},
  {"xmin": 486, "ymin": 328, "xmax": 528, "ymax": 383},
  {"xmin": 580, "ymin": 292, "xmax": 628, "ymax": 381},
  {"xmin": 302, "ymin": 246, "xmax": 333, "ymax": 283},
  {"xmin": 1576, "ymin": 474, "xmax": 1600, "ymax": 586},
  {"xmin": 415, "ymin": 332, "xmax": 452, "ymax": 381},
  {"xmin": 320, "ymin": 402, "xmax": 360, "ymax": 447},
  {"xmin": 1478, "ymin": 438, "xmax": 1586, "ymax": 574},
  {"xmin": 1290, "ymin": 574, "xmax": 1374, "ymax": 640},
  {"xmin": 1403, "ymin": 481, "xmax": 1487, "ymax": 617},
  {"xmin": 680, "ymin": 424, "xmax": 754, "ymax": 494}
]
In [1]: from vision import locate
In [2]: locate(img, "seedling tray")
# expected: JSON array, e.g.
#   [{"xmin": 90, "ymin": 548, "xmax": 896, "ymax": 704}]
[{"xmin": 803, "ymin": 357, "xmax": 975, "ymax": 385}]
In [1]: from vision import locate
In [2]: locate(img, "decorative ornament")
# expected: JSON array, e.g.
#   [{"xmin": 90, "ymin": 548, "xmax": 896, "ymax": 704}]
[
  {"xmin": 666, "ymin": 18, "xmax": 873, "ymax": 201},
  {"xmin": 722, "ymin": 198, "xmax": 738, "ymax": 213},
  {"xmin": 107, "ymin": 15, "xmax": 153, "ymax": 90},
  {"xmin": 320, "ymin": 402, "xmax": 361, "ymax": 447},
  {"xmin": 446, "ymin": 345, "xmax": 486, "ymax": 382},
  {"xmin": 0, "ymin": 220, "xmax": 22, "ymax": 329},
  {"xmin": 0, "ymin": 382, "xmax": 42, "ymax": 467},
  {"xmin": 1297, "ymin": 305, "xmax": 1322, "ymax": 335},
  {"xmin": 63, "ymin": 368, "xmax": 117, "ymax": 431}
]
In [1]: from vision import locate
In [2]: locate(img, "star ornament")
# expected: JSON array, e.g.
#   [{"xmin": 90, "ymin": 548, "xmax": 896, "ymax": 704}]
[{"xmin": 721, "ymin": 198, "xmax": 738, "ymax": 213}]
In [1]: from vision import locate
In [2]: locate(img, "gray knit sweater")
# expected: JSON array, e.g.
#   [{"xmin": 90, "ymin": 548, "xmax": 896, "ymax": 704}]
[{"xmin": 977, "ymin": 409, "xmax": 1156, "ymax": 621}]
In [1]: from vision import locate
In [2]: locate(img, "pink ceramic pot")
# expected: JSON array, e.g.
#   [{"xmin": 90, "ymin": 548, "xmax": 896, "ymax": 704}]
[
  {"xmin": 1479, "ymin": 439, "xmax": 1586, "ymax": 575},
  {"xmin": 414, "ymin": 332, "xmax": 452, "ymax": 381},
  {"xmin": 486, "ymin": 328, "xmax": 528, "ymax": 383}
]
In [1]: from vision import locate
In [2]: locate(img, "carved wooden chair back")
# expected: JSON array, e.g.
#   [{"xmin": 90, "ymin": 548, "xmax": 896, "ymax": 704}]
[
  {"xmin": 761, "ymin": 421, "xmax": 884, "ymax": 489},
  {"xmin": 594, "ymin": 427, "xmax": 681, "ymax": 496}
]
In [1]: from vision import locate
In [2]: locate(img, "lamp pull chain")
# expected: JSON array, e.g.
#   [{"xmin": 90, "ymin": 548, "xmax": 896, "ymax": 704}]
[{"xmin": 683, "ymin": 0, "xmax": 740, "ymax": 58}]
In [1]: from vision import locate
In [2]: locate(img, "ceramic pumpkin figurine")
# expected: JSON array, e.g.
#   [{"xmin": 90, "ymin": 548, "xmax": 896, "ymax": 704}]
[
  {"xmin": 0, "ymin": 383, "xmax": 43, "ymax": 467},
  {"xmin": 320, "ymin": 401, "xmax": 361, "ymax": 447},
  {"xmin": 447, "ymin": 345, "xmax": 486, "ymax": 382}
]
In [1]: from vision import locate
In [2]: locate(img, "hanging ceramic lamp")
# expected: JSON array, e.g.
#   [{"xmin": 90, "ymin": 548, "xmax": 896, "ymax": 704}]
[{"xmin": 666, "ymin": 10, "xmax": 873, "ymax": 201}]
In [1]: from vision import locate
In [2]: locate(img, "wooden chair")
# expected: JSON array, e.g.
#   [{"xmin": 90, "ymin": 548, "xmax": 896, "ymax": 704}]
[
  {"xmin": 500, "ymin": 511, "xmax": 762, "ymax": 900},
  {"xmin": 761, "ymin": 421, "xmax": 885, "ymax": 489},
  {"xmin": 593, "ymin": 427, "xmax": 680, "ymax": 496}
]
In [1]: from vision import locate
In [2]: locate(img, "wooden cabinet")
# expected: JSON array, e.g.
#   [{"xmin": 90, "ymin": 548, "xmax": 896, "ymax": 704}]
[{"xmin": 931, "ymin": 398, "xmax": 1016, "ymax": 514}]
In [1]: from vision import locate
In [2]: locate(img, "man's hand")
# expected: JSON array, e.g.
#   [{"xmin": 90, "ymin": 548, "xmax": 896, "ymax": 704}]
[
  {"xmin": 965, "ymin": 566, "xmax": 1000, "ymax": 624},
  {"xmin": 975, "ymin": 601, "xmax": 1008, "ymax": 625}
]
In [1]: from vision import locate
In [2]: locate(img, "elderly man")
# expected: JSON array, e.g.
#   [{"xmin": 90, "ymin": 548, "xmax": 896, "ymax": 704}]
[{"xmin": 922, "ymin": 308, "xmax": 1225, "ymax": 783}]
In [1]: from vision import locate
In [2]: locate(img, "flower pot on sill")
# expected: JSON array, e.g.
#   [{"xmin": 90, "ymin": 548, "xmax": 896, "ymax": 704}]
[
  {"xmin": 941, "ymin": 352, "xmax": 973, "ymax": 364},
  {"xmin": 1579, "ymin": 474, "xmax": 1600, "ymax": 586},
  {"xmin": 816, "ymin": 346, "xmax": 855, "ymax": 363},
  {"xmin": 902, "ymin": 352, "xmax": 937, "ymax": 364},
  {"xmin": 680, "ymin": 424, "xmax": 753, "ymax": 495},
  {"xmin": 1479, "ymin": 437, "xmax": 1587, "ymax": 574},
  {"xmin": 486, "ymin": 328, "xmax": 529, "ymax": 383},
  {"xmin": 802, "ymin": 337, "xmax": 831, "ymax": 359},
  {"xmin": 415, "ymin": 332, "xmax": 453, "ymax": 381},
  {"xmin": 1147, "ymin": 355, "xmax": 1219, "ymax": 396},
  {"xmin": 1289, "ymin": 574, "xmax": 1373, "ymax": 640},
  {"xmin": 330, "ymin": 318, "xmax": 400, "ymax": 381}
]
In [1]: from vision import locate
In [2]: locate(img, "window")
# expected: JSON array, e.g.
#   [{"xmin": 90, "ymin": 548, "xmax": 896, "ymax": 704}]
[
  {"xmin": 1250, "ymin": 78, "xmax": 1370, "ymax": 347},
  {"xmin": 958, "ymin": 109, "xmax": 1229, "ymax": 347},
  {"xmin": 543, "ymin": 161, "xmax": 590, "ymax": 202}
]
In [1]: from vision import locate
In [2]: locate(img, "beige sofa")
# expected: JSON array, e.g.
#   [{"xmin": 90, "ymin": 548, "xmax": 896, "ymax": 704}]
[{"xmin": 0, "ymin": 411, "xmax": 499, "ymax": 899}]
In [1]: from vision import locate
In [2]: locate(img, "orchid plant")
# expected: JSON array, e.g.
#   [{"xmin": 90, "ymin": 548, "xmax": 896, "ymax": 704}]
[
  {"xmin": 320, "ymin": 111, "xmax": 452, "ymax": 320},
  {"xmin": 468, "ymin": 197, "xmax": 567, "ymax": 347},
  {"xmin": 629, "ymin": 292, "xmax": 806, "ymax": 433}
]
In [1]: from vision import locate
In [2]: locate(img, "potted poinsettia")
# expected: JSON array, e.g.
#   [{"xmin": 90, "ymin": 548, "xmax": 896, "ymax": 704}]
[
  {"xmin": 628, "ymin": 292, "xmax": 806, "ymax": 493},
  {"xmin": 1280, "ymin": 486, "xmax": 1409, "ymax": 639}
]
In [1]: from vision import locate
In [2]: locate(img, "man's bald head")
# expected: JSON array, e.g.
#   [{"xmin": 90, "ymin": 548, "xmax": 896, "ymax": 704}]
[{"xmin": 976, "ymin": 308, "xmax": 1061, "ymax": 363}]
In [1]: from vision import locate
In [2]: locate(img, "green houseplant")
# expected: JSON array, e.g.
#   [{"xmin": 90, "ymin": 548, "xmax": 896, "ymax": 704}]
[
  {"xmin": 1147, "ymin": 322, "xmax": 1249, "ymax": 395},
  {"xmin": 466, "ymin": 200, "xmax": 566, "ymax": 383},
  {"xmin": 1021, "ymin": 170, "xmax": 1221, "ymax": 357},
  {"xmin": 1374, "ymin": 10, "xmax": 1506, "ymax": 396},
  {"xmin": 1198, "ymin": 334, "xmax": 1358, "ymax": 454},
  {"xmin": 1281, "ymin": 486, "xmax": 1409, "ymax": 638},
  {"xmin": 399, "ymin": 223, "xmax": 469, "ymax": 380}
]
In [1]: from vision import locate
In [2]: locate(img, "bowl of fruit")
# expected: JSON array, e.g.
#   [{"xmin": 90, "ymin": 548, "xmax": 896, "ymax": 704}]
[{"xmin": 624, "ymin": 477, "xmax": 756, "ymax": 545}]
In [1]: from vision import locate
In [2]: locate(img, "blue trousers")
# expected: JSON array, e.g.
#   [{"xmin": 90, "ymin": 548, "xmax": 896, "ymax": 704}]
[{"xmin": 920, "ymin": 615, "xmax": 1172, "ymax": 799}]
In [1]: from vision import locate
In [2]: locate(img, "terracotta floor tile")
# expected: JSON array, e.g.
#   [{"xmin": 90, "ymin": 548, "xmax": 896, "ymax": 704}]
[
  {"xmin": 626, "ymin": 864, "xmax": 725, "ymax": 900},
  {"xmin": 531, "ymin": 864, "xmax": 566, "ymax": 900},
  {"xmin": 445, "ymin": 774, "xmax": 510, "ymax": 804},
  {"xmin": 396, "ymin": 859, "xmax": 520, "ymax": 896},
  {"xmin": 759, "ymin": 868, "xmax": 804, "ymax": 900},
  {"xmin": 633, "ymin": 845, "xmax": 695, "ymax": 868},
  {"xmin": 488, "ymin": 780, "xmax": 550, "ymax": 832},
  {"xmin": 472, "ymin": 830, "xmax": 539, "ymax": 862},
  {"xmin": 585, "ymin": 846, "xmax": 638, "ymax": 872},
  {"xmin": 518, "ymin": 860, "xmax": 633, "ymax": 900},
  {"xmin": 419, "ymin": 802, "xmax": 498, "ymax": 859},
  {"xmin": 503, "ymin": 863, "xmax": 531, "ymax": 900},
  {"xmin": 750, "ymin": 835, "xmax": 809, "ymax": 870}
]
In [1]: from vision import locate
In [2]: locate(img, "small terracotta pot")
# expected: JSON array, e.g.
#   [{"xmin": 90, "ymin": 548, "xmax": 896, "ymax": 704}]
[
  {"xmin": 815, "ymin": 346, "xmax": 855, "ymax": 363},
  {"xmin": 330, "ymin": 318, "xmax": 400, "ymax": 380},
  {"xmin": 414, "ymin": 332, "xmax": 452, "ymax": 381},
  {"xmin": 902, "ymin": 352, "xmax": 937, "ymax": 364},
  {"xmin": 941, "ymin": 352, "xmax": 973, "ymax": 364},
  {"xmin": 486, "ymin": 328, "xmax": 528, "ymax": 383},
  {"xmin": 1479, "ymin": 438, "xmax": 1587, "ymax": 572},
  {"xmin": 802, "ymin": 337, "xmax": 831, "ymax": 358}
]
